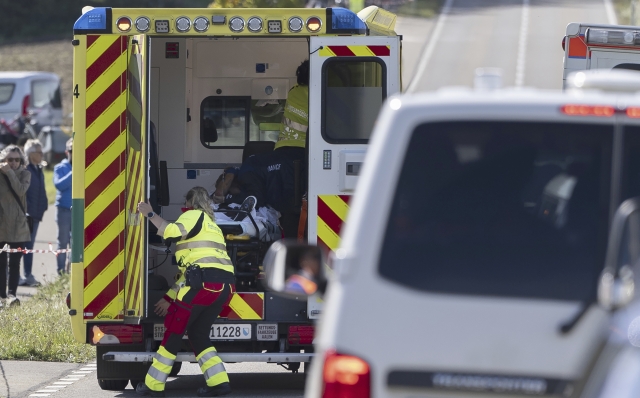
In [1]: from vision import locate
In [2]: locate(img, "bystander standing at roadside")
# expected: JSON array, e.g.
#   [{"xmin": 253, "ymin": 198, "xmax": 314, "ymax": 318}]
[
  {"xmin": 20, "ymin": 139, "xmax": 47, "ymax": 287},
  {"xmin": 54, "ymin": 138, "xmax": 72, "ymax": 275},
  {"xmin": 0, "ymin": 145, "xmax": 31, "ymax": 306}
]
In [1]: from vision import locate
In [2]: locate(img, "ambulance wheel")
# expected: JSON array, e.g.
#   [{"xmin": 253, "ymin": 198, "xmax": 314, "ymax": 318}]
[
  {"xmin": 98, "ymin": 379, "xmax": 129, "ymax": 391},
  {"xmin": 170, "ymin": 362, "xmax": 182, "ymax": 377}
]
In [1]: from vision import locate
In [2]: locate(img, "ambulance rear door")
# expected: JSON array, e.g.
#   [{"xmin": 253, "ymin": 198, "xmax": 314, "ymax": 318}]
[{"xmin": 307, "ymin": 35, "xmax": 400, "ymax": 318}]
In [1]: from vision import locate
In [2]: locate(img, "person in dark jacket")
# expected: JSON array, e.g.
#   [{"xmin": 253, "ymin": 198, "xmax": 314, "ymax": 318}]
[{"xmin": 20, "ymin": 139, "xmax": 47, "ymax": 287}]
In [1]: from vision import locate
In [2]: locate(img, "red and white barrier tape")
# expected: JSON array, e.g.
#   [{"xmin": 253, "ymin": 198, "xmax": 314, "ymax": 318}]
[{"xmin": 1, "ymin": 243, "xmax": 70, "ymax": 256}]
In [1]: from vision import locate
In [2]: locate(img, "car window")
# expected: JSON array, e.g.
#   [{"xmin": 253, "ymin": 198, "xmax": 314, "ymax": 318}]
[
  {"xmin": 379, "ymin": 121, "xmax": 613, "ymax": 301},
  {"xmin": 322, "ymin": 59, "xmax": 385, "ymax": 143},
  {"xmin": 0, "ymin": 83, "xmax": 15, "ymax": 104},
  {"xmin": 32, "ymin": 80, "xmax": 61, "ymax": 109}
]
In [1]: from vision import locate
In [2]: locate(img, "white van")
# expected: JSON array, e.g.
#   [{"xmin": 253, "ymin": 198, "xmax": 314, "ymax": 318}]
[
  {"xmin": 265, "ymin": 71, "xmax": 640, "ymax": 398},
  {"xmin": 0, "ymin": 71, "xmax": 63, "ymax": 127}
]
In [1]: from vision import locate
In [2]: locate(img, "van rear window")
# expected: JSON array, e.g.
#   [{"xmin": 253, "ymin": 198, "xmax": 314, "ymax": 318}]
[
  {"xmin": 32, "ymin": 80, "xmax": 61, "ymax": 109},
  {"xmin": 0, "ymin": 83, "xmax": 14, "ymax": 104},
  {"xmin": 378, "ymin": 121, "xmax": 613, "ymax": 301}
]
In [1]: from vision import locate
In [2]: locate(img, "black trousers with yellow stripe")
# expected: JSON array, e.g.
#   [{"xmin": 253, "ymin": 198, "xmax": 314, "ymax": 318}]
[{"xmin": 146, "ymin": 282, "xmax": 233, "ymax": 392}]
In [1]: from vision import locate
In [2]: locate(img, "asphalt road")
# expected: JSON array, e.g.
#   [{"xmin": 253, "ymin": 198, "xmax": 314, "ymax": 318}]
[
  {"xmin": 405, "ymin": 0, "xmax": 615, "ymax": 92},
  {"xmin": 2, "ymin": 1, "xmax": 621, "ymax": 397}
]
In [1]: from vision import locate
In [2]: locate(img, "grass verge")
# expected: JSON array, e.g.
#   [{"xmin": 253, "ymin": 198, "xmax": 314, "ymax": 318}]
[
  {"xmin": 395, "ymin": 0, "xmax": 442, "ymax": 19},
  {"xmin": 0, "ymin": 274, "xmax": 95, "ymax": 362}
]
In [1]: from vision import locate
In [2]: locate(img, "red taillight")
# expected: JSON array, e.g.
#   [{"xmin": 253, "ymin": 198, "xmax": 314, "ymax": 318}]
[
  {"xmin": 91, "ymin": 325, "xmax": 143, "ymax": 345},
  {"xmin": 21, "ymin": 95, "xmax": 30, "ymax": 117},
  {"xmin": 322, "ymin": 350, "xmax": 370, "ymax": 398},
  {"xmin": 562, "ymin": 36, "xmax": 566, "ymax": 51},
  {"xmin": 561, "ymin": 104, "xmax": 615, "ymax": 117},
  {"xmin": 288, "ymin": 325, "xmax": 314, "ymax": 345},
  {"xmin": 627, "ymin": 107, "xmax": 640, "ymax": 118}
]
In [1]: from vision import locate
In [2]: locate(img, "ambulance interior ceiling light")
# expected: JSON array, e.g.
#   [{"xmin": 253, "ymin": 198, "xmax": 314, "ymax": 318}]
[
  {"xmin": 135, "ymin": 16, "xmax": 150, "ymax": 33},
  {"xmin": 194, "ymin": 16, "xmax": 210, "ymax": 32},
  {"xmin": 229, "ymin": 16, "xmax": 245, "ymax": 32},
  {"xmin": 176, "ymin": 16, "xmax": 191, "ymax": 33},
  {"xmin": 248, "ymin": 17, "xmax": 263, "ymax": 33},
  {"xmin": 587, "ymin": 28, "xmax": 640, "ymax": 46},
  {"xmin": 116, "ymin": 16, "xmax": 131, "ymax": 32},
  {"xmin": 326, "ymin": 7, "xmax": 367, "ymax": 34}
]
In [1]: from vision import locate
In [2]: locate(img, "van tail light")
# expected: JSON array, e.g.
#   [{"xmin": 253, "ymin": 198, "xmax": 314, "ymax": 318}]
[
  {"xmin": 65, "ymin": 292, "xmax": 71, "ymax": 309},
  {"xmin": 627, "ymin": 107, "xmax": 640, "ymax": 118},
  {"xmin": 91, "ymin": 325, "xmax": 143, "ymax": 345},
  {"xmin": 561, "ymin": 104, "xmax": 615, "ymax": 117},
  {"xmin": 322, "ymin": 350, "xmax": 371, "ymax": 398},
  {"xmin": 562, "ymin": 37, "xmax": 566, "ymax": 50},
  {"xmin": 21, "ymin": 95, "xmax": 30, "ymax": 117}
]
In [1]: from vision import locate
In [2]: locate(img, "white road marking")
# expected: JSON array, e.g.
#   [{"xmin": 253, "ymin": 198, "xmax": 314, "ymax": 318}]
[
  {"xmin": 515, "ymin": 0, "xmax": 530, "ymax": 87},
  {"xmin": 36, "ymin": 390, "xmax": 59, "ymax": 393},
  {"xmin": 28, "ymin": 395, "xmax": 51, "ymax": 397},
  {"xmin": 52, "ymin": 382, "xmax": 74, "ymax": 385},
  {"xmin": 406, "ymin": 0, "xmax": 454, "ymax": 92},
  {"xmin": 604, "ymin": 0, "xmax": 618, "ymax": 24}
]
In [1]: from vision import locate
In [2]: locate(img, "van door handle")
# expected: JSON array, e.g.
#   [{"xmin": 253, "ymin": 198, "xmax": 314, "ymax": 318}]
[{"xmin": 345, "ymin": 162, "xmax": 362, "ymax": 176}]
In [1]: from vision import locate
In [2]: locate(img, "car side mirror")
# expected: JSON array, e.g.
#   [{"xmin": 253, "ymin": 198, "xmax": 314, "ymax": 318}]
[
  {"xmin": 598, "ymin": 197, "xmax": 640, "ymax": 311},
  {"xmin": 201, "ymin": 117, "xmax": 218, "ymax": 143},
  {"xmin": 263, "ymin": 240, "xmax": 326, "ymax": 298}
]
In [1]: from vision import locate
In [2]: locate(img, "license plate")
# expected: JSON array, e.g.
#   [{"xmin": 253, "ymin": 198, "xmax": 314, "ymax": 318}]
[{"xmin": 210, "ymin": 324, "xmax": 251, "ymax": 340}]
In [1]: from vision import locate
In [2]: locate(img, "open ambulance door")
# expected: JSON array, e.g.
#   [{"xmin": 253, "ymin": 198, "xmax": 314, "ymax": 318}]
[
  {"xmin": 72, "ymin": 33, "xmax": 148, "ymax": 332},
  {"xmin": 307, "ymin": 35, "xmax": 400, "ymax": 318},
  {"xmin": 123, "ymin": 35, "xmax": 149, "ymax": 322}
]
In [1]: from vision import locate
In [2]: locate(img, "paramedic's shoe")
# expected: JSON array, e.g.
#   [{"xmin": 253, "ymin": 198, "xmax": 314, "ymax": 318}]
[
  {"xmin": 136, "ymin": 382, "xmax": 165, "ymax": 397},
  {"xmin": 234, "ymin": 196, "xmax": 256, "ymax": 221},
  {"xmin": 6, "ymin": 295, "xmax": 19, "ymax": 307},
  {"xmin": 197, "ymin": 382, "xmax": 231, "ymax": 397}
]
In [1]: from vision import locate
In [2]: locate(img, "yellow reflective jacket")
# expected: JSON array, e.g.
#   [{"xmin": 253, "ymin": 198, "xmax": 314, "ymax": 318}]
[
  {"xmin": 158, "ymin": 210, "xmax": 232, "ymax": 301},
  {"xmin": 275, "ymin": 85, "xmax": 309, "ymax": 149}
]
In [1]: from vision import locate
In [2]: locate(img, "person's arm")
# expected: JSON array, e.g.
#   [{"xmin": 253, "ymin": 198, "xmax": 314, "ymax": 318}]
[
  {"xmin": 53, "ymin": 164, "xmax": 72, "ymax": 191},
  {"xmin": 2, "ymin": 167, "xmax": 31, "ymax": 196}
]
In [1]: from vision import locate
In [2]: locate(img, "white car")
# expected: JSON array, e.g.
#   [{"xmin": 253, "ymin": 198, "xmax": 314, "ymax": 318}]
[
  {"xmin": 0, "ymin": 71, "xmax": 63, "ymax": 128},
  {"xmin": 266, "ymin": 70, "xmax": 640, "ymax": 398}
]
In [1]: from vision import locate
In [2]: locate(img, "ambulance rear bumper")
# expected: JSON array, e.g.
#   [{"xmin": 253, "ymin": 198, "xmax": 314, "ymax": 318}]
[{"xmin": 102, "ymin": 351, "xmax": 314, "ymax": 363}]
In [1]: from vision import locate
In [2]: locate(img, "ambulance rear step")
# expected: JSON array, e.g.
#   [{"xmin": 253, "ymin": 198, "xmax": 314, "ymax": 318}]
[{"xmin": 102, "ymin": 352, "xmax": 314, "ymax": 363}]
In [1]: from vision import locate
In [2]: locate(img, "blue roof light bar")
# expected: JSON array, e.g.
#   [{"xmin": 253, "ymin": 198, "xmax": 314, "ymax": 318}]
[
  {"xmin": 326, "ymin": 8, "xmax": 368, "ymax": 35},
  {"xmin": 73, "ymin": 7, "xmax": 112, "ymax": 34}
]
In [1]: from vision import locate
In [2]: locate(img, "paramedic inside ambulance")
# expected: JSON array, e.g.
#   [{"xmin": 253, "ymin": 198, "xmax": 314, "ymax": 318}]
[{"xmin": 136, "ymin": 187, "xmax": 235, "ymax": 397}]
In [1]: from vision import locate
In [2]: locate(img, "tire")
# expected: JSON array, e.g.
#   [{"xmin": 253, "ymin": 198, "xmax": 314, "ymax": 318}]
[
  {"xmin": 98, "ymin": 379, "xmax": 129, "ymax": 391},
  {"xmin": 170, "ymin": 362, "xmax": 182, "ymax": 377}
]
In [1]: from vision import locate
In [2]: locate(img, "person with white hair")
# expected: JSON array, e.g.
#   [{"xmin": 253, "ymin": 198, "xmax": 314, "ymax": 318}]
[
  {"xmin": 0, "ymin": 144, "xmax": 31, "ymax": 306},
  {"xmin": 20, "ymin": 139, "xmax": 47, "ymax": 287}
]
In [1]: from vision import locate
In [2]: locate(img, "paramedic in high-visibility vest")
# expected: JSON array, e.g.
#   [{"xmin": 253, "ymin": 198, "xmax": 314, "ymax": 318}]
[
  {"xmin": 135, "ymin": 187, "xmax": 235, "ymax": 398},
  {"xmin": 275, "ymin": 59, "xmax": 309, "ymax": 152}
]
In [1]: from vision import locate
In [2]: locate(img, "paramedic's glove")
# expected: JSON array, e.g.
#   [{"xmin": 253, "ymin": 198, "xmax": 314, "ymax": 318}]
[{"xmin": 154, "ymin": 298, "xmax": 171, "ymax": 317}]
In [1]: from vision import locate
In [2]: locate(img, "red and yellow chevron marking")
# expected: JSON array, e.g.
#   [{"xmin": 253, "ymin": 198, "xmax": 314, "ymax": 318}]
[
  {"xmin": 220, "ymin": 293, "xmax": 264, "ymax": 320},
  {"xmin": 124, "ymin": 36, "xmax": 147, "ymax": 317},
  {"xmin": 317, "ymin": 195, "xmax": 351, "ymax": 253},
  {"xmin": 319, "ymin": 45, "xmax": 390, "ymax": 57},
  {"xmin": 83, "ymin": 35, "xmax": 128, "ymax": 320}
]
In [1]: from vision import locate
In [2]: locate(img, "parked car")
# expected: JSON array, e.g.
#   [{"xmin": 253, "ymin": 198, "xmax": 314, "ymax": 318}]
[{"xmin": 0, "ymin": 71, "xmax": 63, "ymax": 131}]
